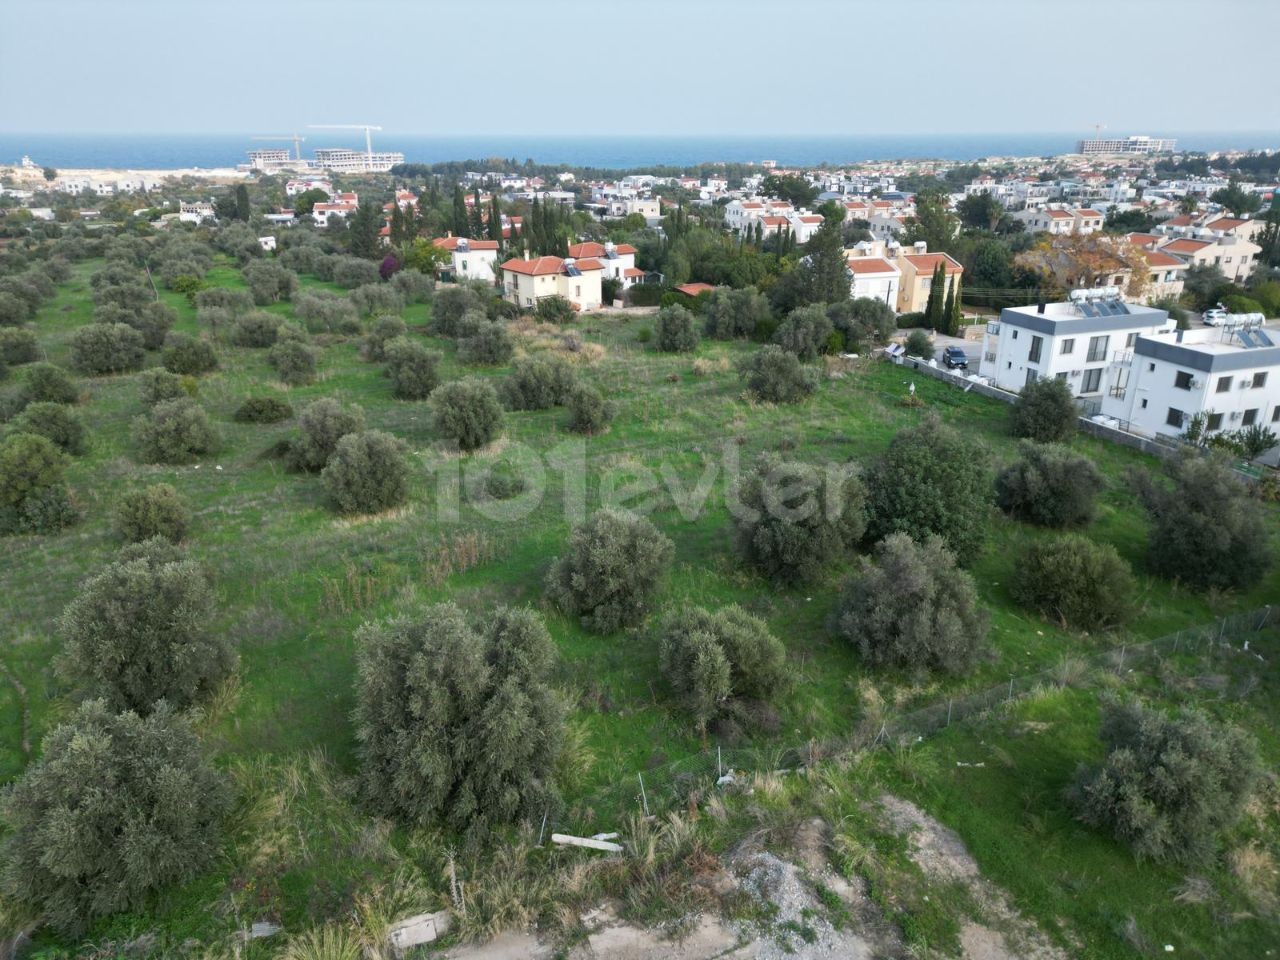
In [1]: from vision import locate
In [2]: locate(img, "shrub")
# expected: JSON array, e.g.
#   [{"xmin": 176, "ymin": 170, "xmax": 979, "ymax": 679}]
[
  {"xmin": 233, "ymin": 395, "xmax": 293, "ymax": 423},
  {"xmin": 1131, "ymin": 453, "xmax": 1270, "ymax": 590},
  {"xmin": 362, "ymin": 315, "xmax": 408, "ymax": 361},
  {"xmin": 737, "ymin": 345, "xmax": 818, "ymax": 403},
  {"xmin": 658, "ymin": 605, "xmax": 788, "ymax": 729},
  {"xmin": 904, "ymin": 329, "xmax": 933, "ymax": 358},
  {"xmin": 114, "ymin": 484, "xmax": 190, "ymax": 543},
  {"xmin": 268, "ymin": 339, "xmax": 319, "ymax": 386},
  {"xmin": 133, "ymin": 398, "xmax": 218, "ymax": 464},
  {"xmin": 546, "ymin": 509, "xmax": 674, "ymax": 633},
  {"xmin": 287, "ymin": 398, "xmax": 365, "ymax": 472},
  {"xmin": 194, "ymin": 287, "xmax": 253, "ymax": 316},
  {"xmin": 162, "ymin": 333, "xmax": 218, "ymax": 375},
  {"xmin": 773, "ymin": 304, "xmax": 833, "ymax": 361},
  {"xmin": 703, "ymin": 287, "xmax": 772, "ymax": 340},
  {"xmin": 70, "ymin": 322, "xmax": 145, "ymax": 375},
  {"xmin": 0, "ymin": 432, "xmax": 74, "ymax": 535},
  {"xmin": 656, "ymin": 303, "xmax": 699, "ymax": 352},
  {"xmin": 834, "ymin": 533, "xmax": 989, "ymax": 673},
  {"xmin": 132, "ymin": 301, "xmax": 177, "ymax": 350},
  {"xmin": 828, "ymin": 297, "xmax": 896, "ymax": 350},
  {"xmin": 866, "ymin": 414, "xmax": 991, "ymax": 559},
  {"xmin": 1011, "ymin": 375, "xmax": 1077, "ymax": 443},
  {"xmin": 354, "ymin": 604, "xmax": 563, "ymax": 830},
  {"xmin": 1069, "ymin": 700, "xmax": 1260, "ymax": 865},
  {"xmin": 321, "ymin": 430, "xmax": 409, "ymax": 514},
  {"xmin": 330, "ymin": 256, "xmax": 381, "ymax": 289},
  {"xmin": 0, "ymin": 327, "xmax": 39, "ymax": 365},
  {"xmin": 242, "ymin": 260, "xmax": 298, "ymax": 304},
  {"xmin": 229, "ymin": 311, "xmax": 281, "ymax": 348},
  {"xmin": 457, "ymin": 320, "xmax": 514, "ymax": 365},
  {"xmin": 390, "ymin": 267, "xmax": 435, "ymax": 303},
  {"xmin": 92, "ymin": 281, "xmax": 151, "ymax": 314},
  {"xmin": 57, "ymin": 538, "xmax": 232, "ymax": 711},
  {"xmin": 502, "ymin": 355, "xmax": 577, "ymax": 410},
  {"xmin": 384, "ymin": 337, "xmax": 441, "ymax": 400},
  {"xmin": 566, "ymin": 383, "xmax": 614, "ymax": 434},
  {"xmin": 0, "ymin": 291, "xmax": 27, "ymax": 326},
  {"xmin": 535, "ymin": 294, "xmax": 575, "ymax": 324},
  {"xmin": 733, "ymin": 452, "xmax": 867, "ymax": 585},
  {"xmin": 995, "ymin": 441, "xmax": 1105, "ymax": 528},
  {"xmin": 432, "ymin": 285, "xmax": 488, "ymax": 335},
  {"xmin": 636, "ymin": 326, "xmax": 652, "ymax": 343},
  {"xmin": 137, "ymin": 367, "xmax": 188, "ymax": 407},
  {"xmin": 350, "ymin": 283, "xmax": 405, "ymax": 318},
  {"xmin": 21, "ymin": 363, "xmax": 77, "ymax": 405},
  {"xmin": 1010, "ymin": 534, "xmax": 1134, "ymax": 630},
  {"xmin": 0, "ymin": 700, "xmax": 230, "ymax": 934},
  {"xmin": 7, "ymin": 402, "xmax": 86, "ymax": 455},
  {"xmin": 430, "ymin": 377, "xmax": 503, "ymax": 451},
  {"xmin": 294, "ymin": 290, "xmax": 360, "ymax": 334}
]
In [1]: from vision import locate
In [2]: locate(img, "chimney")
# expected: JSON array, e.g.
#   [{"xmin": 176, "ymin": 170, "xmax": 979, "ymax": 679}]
[{"xmin": 1037, "ymin": 297, "xmax": 1046, "ymax": 314}]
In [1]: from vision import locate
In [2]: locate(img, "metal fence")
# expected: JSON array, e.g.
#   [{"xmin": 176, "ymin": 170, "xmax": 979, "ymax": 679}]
[{"xmin": 552, "ymin": 605, "xmax": 1274, "ymax": 833}]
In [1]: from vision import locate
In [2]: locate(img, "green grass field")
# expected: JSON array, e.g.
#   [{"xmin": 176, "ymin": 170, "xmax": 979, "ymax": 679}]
[{"xmin": 2, "ymin": 257, "xmax": 1278, "ymax": 955}]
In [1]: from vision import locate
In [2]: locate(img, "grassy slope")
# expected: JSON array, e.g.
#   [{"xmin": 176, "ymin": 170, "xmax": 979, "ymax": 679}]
[{"xmin": 2, "ymin": 257, "xmax": 1278, "ymax": 952}]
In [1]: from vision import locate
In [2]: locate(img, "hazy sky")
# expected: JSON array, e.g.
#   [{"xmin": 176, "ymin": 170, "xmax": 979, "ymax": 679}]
[{"xmin": 3, "ymin": 0, "xmax": 1276, "ymax": 136}]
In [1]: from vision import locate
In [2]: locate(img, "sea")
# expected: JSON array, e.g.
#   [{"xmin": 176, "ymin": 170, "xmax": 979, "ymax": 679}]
[{"xmin": 1, "ymin": 132, "xmax": 1277, "ymax": 172}]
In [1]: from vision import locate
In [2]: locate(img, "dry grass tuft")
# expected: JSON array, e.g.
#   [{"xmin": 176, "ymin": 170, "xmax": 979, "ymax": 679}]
[
  {"xmin": 692, "ymin": 357, "xmax": 731, "ymax": 376},
  {"xmin": 1228, "ymin": 843, "xmax": 1278, "ymax": 912},
  {"xmin": 421, "ymin": 531, "xmax": 498, "ymax": 585}
]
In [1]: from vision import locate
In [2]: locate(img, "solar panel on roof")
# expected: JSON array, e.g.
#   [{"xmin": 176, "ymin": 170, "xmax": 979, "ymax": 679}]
[
  {"xmin": 1237, "ymin": 331, "xmax": 1258, "ymax": 348},
  {"xmin": 1078, "ymin": 302, "xmax": 1098, "ymax": 318},
  {"xmin": 1095, "ymin": 301, "xmax": 1113, "ymax": 316},
  {"xmin": 1255, "ymin": 330, "xmax": 1274, "ymax": 347}
]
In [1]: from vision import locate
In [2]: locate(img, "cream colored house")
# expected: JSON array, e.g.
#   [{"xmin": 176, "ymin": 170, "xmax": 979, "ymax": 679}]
[
  {"xmin": 894, "ymin": 250, "xmax": 964, "ymax": 314},
  {"xmin": 1157, "ymin": 235, "xmax": 1261, "ymax": 283},
  {"xmin": 500, "ymin": 255, "xmax": 604, "ymax": 311}
]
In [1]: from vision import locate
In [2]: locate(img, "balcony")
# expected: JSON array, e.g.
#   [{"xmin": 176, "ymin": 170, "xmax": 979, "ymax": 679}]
[
  {"xmin": 1111, "ymin": 350, "xmax": 1133, "ymax": 366},
  {"xmin": 1109, "ymin": 385, "xmax": 1126, "ymax": 400},
  {"xmin": 986, "ymin": 322, "xmax": 1000, "ymax": 336}
]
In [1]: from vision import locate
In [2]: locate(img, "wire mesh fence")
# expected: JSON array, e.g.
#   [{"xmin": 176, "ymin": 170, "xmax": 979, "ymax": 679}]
[{"xmin": 550, "ymin": 605, "xmax": 1275, "ymax": 837}]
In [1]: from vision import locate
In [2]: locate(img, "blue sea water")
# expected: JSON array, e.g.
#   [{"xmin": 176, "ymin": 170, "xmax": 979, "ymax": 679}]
[{"xmin": 1, "ymin": 132, "xmax": 1276, "ymax": 171}]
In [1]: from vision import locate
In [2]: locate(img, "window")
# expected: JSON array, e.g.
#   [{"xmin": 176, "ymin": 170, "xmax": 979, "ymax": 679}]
[
  {"xmin": 1217, "ymin": 376, "xmax": 1233, "ymax": 393},
  {"xmin": 1011, "ymin": 329, "xmax": 1018, "ymax": 340},
  {"xmin": 1207, "ymin": 412, "xmax": 1223, "ymax": 431},
  {"xmin": 1025, "ymin": 369, "xmax": 1039, "ymax": 387},
  {"xmin": 1061, "ymin": 338, "xmax": 1075, "ymax": 355},
  {"xmin": 1242, "ymin": 408, "xmax": 1258, "ymax": 426},
  {"xmin": 1140, "ymin": 398, "xmax": 1148, "ymax": 409},
  {"xmin": 1125, "ymin": 332, "xmax": 1137, "ymax": 348},
  {"xmin": 1081, "ymin": 368, "xmax": 1103, "ymax": 393},
  {"xmin": 1273, "ymin": 407, "xmax": 1280, "ymax": 422},
  {"xmin": 1253, "ymin": 372, "xmax": 1268, "ymax": 388},
  {"xmin": 1148, "ymin": 362, "xmax": 1156, "ymax": 372},
  {"xmin": 1166, "ymin": 407, "xmax": 1184, "ymax": 428},
  {"xmin": 1087, "ymin": 335, "xmax": 1109, "ymax": 362},
  {"xmin": 1055, "ymin": 372, "xmax": 1069, "ymax": 381},
  {"xmin": 1174, "ymin": 370, "xmax": 1194, "ymax": 390},
  {"xmin": 1028, "ymin": 335, "xmax": 1043, "ymax": 363}
]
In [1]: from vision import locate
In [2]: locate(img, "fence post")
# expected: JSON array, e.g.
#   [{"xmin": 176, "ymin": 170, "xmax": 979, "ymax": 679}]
[
  {"xmin": 1007, "ymin": 677, "xmax": 1014, "ymax": 702},
  {"xmin": 637, "ymin": 773, "xmax": 649, "ymax": 818},
  {"xmin": 1258, "ymin": 605, "xmax": 1272, "ymax": 631},
  {"xmin": 538, "ymin": 808, "xmax": 548, "ymax": 846},
  {"xmin": 946, "ymin": 699, "xmax": 953, "ymax": 727},
  {"xmin": 717, "ymin": 745, "xmax": 722, "ymax": 780},
  {"xmin": 1117, "ymin": 644, "xmax": 1126, "ymax": 672}
]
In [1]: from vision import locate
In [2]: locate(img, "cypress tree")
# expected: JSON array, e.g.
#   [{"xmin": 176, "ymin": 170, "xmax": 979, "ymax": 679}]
[
  {"xmin": 949, "ymin": 277, "xmax": 964, "ymax": 334},
  {"xmin": 488, "ymin": 194, "xmax": 503, "ymax": 245},
  {"xmin": 452, "ymin": 186, "xmax": 469, "ymax": 238},
  {"xmin": 925, "ymin": 263, "xmax": 946, "ymax": 329},
  {"xmin": 234, "ymin": 184, "xmax": 251, "ymax": 222},
  {"xmin": 942, "ymin": 279, "xmax": 955, "ymax": 336}
]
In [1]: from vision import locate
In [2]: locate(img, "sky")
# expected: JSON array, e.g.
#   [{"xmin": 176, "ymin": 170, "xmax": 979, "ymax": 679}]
[{"xmin": 2, "ymin": 0, "xmax": 1277, "ymax": 136}]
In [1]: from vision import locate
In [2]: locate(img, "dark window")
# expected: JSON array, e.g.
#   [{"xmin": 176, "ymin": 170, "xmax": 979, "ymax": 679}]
[
  {"xmin": 1174, "ymin": 370, "xmax": 1193, "ymax": 390},
  {"xmin": 1125, "ymin": 332, "xmax": 1137, "ymax": 348},
  {"xmin": 1216, "ymin": 376, "xmax": 1232, "ymax": 393},
  {"xmin": 1140, "ymin": 398, "xmax": 1148, "ymax": 409},
  {"xmin": 1087, "ymin": 335, "xmax": 1109, "ymax": 362},
  {"xmin": 1025, "ymin": 369, "xmax": 1039, "ymax": 387},
  {"xmin": 1253, "ymin": 372, "xmax": 1268, "ymax": 388},
  {"xmin": 1207, "ymin": 412, "xmax": 1224, "ymax": 431},
  {"xmin": 1011, "ymin": 329, "xmax": 1018, "ymax": 340},
  {"xmin": 1081, "ymin": 368, "xmax": 1103, "ymax": 393},
  {"xmin": 1055, "ymin": 372, "xmax": 1069, "ymax": 381},
  {"xmin": 1166, "ymin": 407, "xmax": 1184, "ymax": 428},
  {"xmin": 1061, "ymin": 338, "xmax": 1075, "ymax": 355},
  {"xmin": 1028, "ymin": 335, "xmax": 1043, "ymax": 364},
  {"xmin": 1273, "ymin": 407, "xmax": 1280, "ymax": 422},
  {"xmin": 1242, "ymin": 408, "xmax": 1258, "ymax": 426}
]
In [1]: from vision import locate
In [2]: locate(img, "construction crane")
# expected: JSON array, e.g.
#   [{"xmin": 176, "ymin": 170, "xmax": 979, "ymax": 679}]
[
  {"xmin": 251, "ymin": 134, "xmax": 306, "ymax": 160},
  {"xmin": 308, "ymin": 124, "xmax": 382, "ymax": 160}
]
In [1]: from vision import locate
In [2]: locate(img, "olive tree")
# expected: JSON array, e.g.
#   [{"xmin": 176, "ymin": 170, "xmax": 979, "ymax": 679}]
[
  {"xmin": 1011, "ymin": 375, "xmax": 1078, "ymax": 443},
  {"xmin": 137, "ymin": 368, "xmax": 188, "ymax": 407},
  {"xmin": 0, "ymin": 431, "xmax": 77, "ymax": 535},
  {"xmin": 0, "ymin": 327, "xmax": 39, "ymax": 365},
  {"xmin": 162, "ymin": 333, "xmax": 218, "ymax": 376},
  {"xmin": 833, "ymin": 532, "xmax": 989, "ymax": 673},
  {"xmin": 70, "ymin": 322, "xmax": 145, "ymax": 374},
  {"xmin": 362, "ymin": 315, "xmax": 408, "ymax": 361},
  {"xmin": 703, "ymin": 287, "xmax": 772, "ymax": 340},
  {"xmin": 0, "ymin": 700, "xmax": 230, "ymax": 934},
  {"xmin": 737, "ymin": 345, "xmax": 818, "ymax": 403},
  {"xmin": 1069, "ymin": 700, "xmax": 1260, "ymax": 865},
  {"xmin": 133, "ymin": 399, "xmax": 218, "ymax": 464},
  {"xmin": 384, "ymin": 337, "xmax": 441, "ymax": 400},
  {"xmin": 565, "ymin": 383, "xmax": 614, "ymax": 435},
  {"xmin": 457, "ymin": 320, "xmax": 514, "ymax": 365},
  {"xmin": 773, "ymin": 304, "xmax": 833, "ymax": 361},
  {"xmin": 430, "ymin": 377, "xmax": 503, "ymax": 451},
  {"xmin": 286, "ymin": 398, "xmax": 365, "ymax": 472},
  {"xmin": 656, "ymin": 304, "xmax": 699, "ymax": 353},
  {"xmin": 354, "ymin": 604, "xmax": 563, "ymax": 830},
  {"xmin": 732, "ymin": 452, "xmax": 867, "ymax": 585},
  {"xmin": 57, "ymin": 538, "xmax": 232, "ymax": 712},
  {"xmin": 7, "ymin": 402, "xmax": 86, "ymax": 455},
  {"xmin": 995, "ymin": 441, "xmax": 1105, "ymax": 528},
  {"xmin": 268, "ymin": 339, "xmax": 319, "ymax": 386},
  {"xmin": 20, "ymin": 362, "xmax": 78, "ymax": 405},
  {"xmin": 114, "ymin": 483, "xmax": 190, "ymax": 543},
  {"xmin": 229, "ymin": 311, "xmax": 281, "ymax": 348},
  {"xmin": 1010, "ymin": 534, "xmax": 1134, "ymax": 631},
  {"xmin": 321, "ymin": 430, "xmax": 409, "ymax": 514},
  {"xmin": 866, "ymin": 414, "xmax": 991, "ymax": 560},
  {"xmin": 242, "ymin": 260, "xmax": 298, "ymax": 305},
  {"xmin": 546, "ymin": 509, "xmax": 674, "ymax": 633},
  {"xmin": 502, "ymin": 355, "xmax": 577, "ymax": 410}
]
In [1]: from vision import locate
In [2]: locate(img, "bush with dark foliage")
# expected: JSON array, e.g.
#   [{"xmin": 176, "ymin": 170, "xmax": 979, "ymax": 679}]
[
  {"xmin": 229, "ymin": 311, "xmax": 281, "ymax": 348},
  {"xmin": 0, "ymin": 328, "xmax": 39, "ymax": 366},
  {"xmin": 565, "ymin": 383, "xmax": 615, "ymax": 434},
  {"xmin": 1011, "ymin": 534, "xmax": 1134, "ymax": 630},
  {"xmin": 656, "ymin": 304, "xmax": 699, "ymax": 353},
  {"xmin": 20, "ymin": 363, "xmax": 78, "ymax": 406},
  {"xmin": 773, "ymin": 304, "xmax": 833, "ymax": 361},
  {"xmin": 162, "ymin": 333, "xmax": 218, "ymax": 376},
  {"xmin": 737, "ymin": 345, "xmax": 818, "ymax": 403},
  {"xmin": 267, "ymin": 339, "xmax": 319, "ymax": 386},
  {"xmin": 133, "ymin": 399, "xmax": 218, "ymax": 464},
  {"xmin": 383, "ymin": 337, "xmax": 441, "ymax": 400},
  {"xmin": 833, "ymin": 532, "xmax": 989, "ymax": 673},
  {"xmin": 70, "ymin": 323, "xmax": 145, "ymax": 375},
  {"xmin": 995, "ymin": 441, "xmax": 1105, "ymax": 528},
  {"xmin": 321, "ymin": 430, "xmax": 409, "ymax": 514},
  {"xmin": 137, "ymin": 368, "xmax": 189, "ymax": 407},
  {"xmin": 0, "ymin": 700, "xmax": 230, "ymax": 934},
  {"xmin": 0, "ymin": 431, "xmax": 76, "ymax": 534},
  {"xmin": 457, "ymin": 320, "xmax": 514, "ymax": 365},
  {"xmin": 430, "ymin": 377, "xmax": 503, "ymax": 451},
  {"xmin": 114, "ymin": 484, "xmax": 191, "ymax": 543},
  {"xmin": 1011, "ymin": 375, "xmax": 1078, "ymax": 443},
  {"xmin": 354, "ymin": 604, "xmax": 563, "ymax": 830},
  {"xmin": 545, "ymin": 509, "xmax": 674, "ymax": 633},
  {"xmin": 1069, "ymin": 699, "xmax": 1260, "ymax": 865},
  {"xmin": 233, "ymin": 395, "xmax": 293, "ymax": 424},
  {"xmin": 7, "ymin": 402, "xmax": 87, "ymax": 455},
  {"xmin": 502, "ymin": 355, "xmax": 577, "ymax": 410},
  {"xmin": 286, "ymin": 398, "xmax": 365, "ymax": 472},
  {"xmin": 733, "ymin": 452, "xmax": 867, "ymax": 585}
]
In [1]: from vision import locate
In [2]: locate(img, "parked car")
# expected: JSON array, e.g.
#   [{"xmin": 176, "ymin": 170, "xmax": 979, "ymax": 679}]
[
  {"xmin": 942, "ymin": 346, "xmax": 969, "ymax": 369},
  {"xmin": 1203, "ymin": 306, "xmax": 1227, "ymax": 326}
]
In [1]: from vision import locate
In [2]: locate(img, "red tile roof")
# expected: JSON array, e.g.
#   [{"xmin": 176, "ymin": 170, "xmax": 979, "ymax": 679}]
[
  {"xmin": 567, "ymin": 241, "xmax": 637, "ymax": 258},
  {"xmin": 1141, "ymin": 250, "xmax": 1185, "ymax": 268},
  {"xmin": 1207, "ymin": 217, "xmax": 1247, "ymax": 233},
  {"xmin": 675, "ymin": 282, "xmax": 715, "ymax": 297},
  {"xmin": 1161, "ymin": 238, "xmax": 1211, "ymax": 254},
  {"xmin": 434, "ymin": 236, "xmax": 500, "ymax": 251},
  {"xmin": 501, "ymin": 256, "xmax": 566, "ymax": 276},
  {"xmin": 1164, "ymin": 214, "xmax": 1196, "ymax": 227},
  {"xmin": 847, "ymin": 257, "xmax": 898, "ymax": 275},
  {"xmin": 903, "ymin": 252, "xmax": 963, "ymax": 275},
  {"xmin": 573, "ymin": 258, "xmax": 603, "ymax": 271},
  {"xmin": 1077, "ymin": 209, "xmax": 1103, "ymax": 218},
  {"xmin": 1125, "ymin": 232, "xmax": 1161, "ymax": 248},
  {"xmin": 623, "ymin": 267, "xmax": 645, "ymax": 277},
  {"xmin": 761, "ymin": 216, "xmax": 789, "ymax": 226}
]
